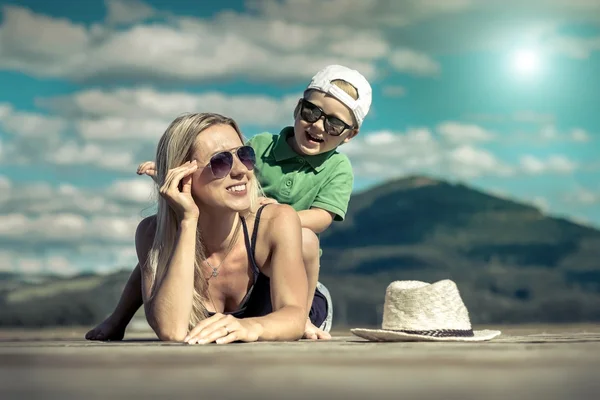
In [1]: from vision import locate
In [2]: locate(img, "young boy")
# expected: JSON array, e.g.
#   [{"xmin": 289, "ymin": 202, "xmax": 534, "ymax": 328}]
[{"xmin": 86, "ymin": 65, "xmax": 372, "ymax": 341}]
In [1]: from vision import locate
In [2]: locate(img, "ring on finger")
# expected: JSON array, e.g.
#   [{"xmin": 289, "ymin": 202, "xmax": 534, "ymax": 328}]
[{"xmin": 224, "ymin": 326, "xmax": 231, "ymax": 334}]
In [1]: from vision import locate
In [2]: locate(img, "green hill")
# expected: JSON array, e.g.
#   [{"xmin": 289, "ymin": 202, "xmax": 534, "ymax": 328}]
[{"xmin": 318, "ymin": 176, "xmax": 600, "ymax": 326}]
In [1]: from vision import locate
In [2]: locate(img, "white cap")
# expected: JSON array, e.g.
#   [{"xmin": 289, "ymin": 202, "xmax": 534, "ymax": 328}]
[{"xmin": 305, "ymin": 64, "xmax": 372, "ymax": 127}]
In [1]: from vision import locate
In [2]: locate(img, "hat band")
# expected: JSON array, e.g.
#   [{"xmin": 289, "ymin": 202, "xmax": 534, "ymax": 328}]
[{"xmin": 393, "ymin": 329, "xmax": 475, "ymax": 338}]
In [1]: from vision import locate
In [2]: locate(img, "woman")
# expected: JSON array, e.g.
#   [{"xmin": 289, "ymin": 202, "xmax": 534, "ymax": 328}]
[{"xmin": 135, "ymin": 112, "xmax": 311, "ymax": 343}]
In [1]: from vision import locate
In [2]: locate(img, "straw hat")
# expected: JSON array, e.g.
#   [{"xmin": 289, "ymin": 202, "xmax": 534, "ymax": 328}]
[{"xmin": 351, "ymin": 280, "xmax": 501, "ymax": 342}]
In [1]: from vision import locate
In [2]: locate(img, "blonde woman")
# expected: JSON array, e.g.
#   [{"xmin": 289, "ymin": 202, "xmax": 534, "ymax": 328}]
[{"xmin": 132, "ymin": 113, "xmax": 309, "ymax": 343}]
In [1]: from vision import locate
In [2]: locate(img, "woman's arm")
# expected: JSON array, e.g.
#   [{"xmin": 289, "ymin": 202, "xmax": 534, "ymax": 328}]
[
  {"xmin": 137, "ymin": 161, "xmax": 200, "ymax": 341},
  {"xmin": 137, "ymin": 217, "xmax": 198, "ymax": 342},
  {"xmin": 250, "ymin": 204, "xmax": 308, "ymax": 340}
]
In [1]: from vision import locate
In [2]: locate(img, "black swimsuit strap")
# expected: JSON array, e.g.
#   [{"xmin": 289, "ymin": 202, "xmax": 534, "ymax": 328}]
[
  {"xmin": 240, "ymin": 205, "xmax": 268, "ymax": 278},
  {"xmin": 251, "ymin": 204, "xmax": 268, "ymax": 260}
]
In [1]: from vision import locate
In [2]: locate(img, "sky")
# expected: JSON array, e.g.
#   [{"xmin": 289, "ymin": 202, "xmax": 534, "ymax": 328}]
[{"xmin": 0, "ymin": 0, "xmax": 599, "ymax": 276}]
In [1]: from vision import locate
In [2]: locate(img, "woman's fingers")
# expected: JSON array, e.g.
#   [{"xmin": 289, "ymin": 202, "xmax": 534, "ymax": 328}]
[
  {"xmin": 216, "ymin": 330, "xmax": 239, "ymax": 344},
  {"xmin": 160, "ymin": 161, "xmax": 197, "ymax": 197},
  {"xmin": 191, "ymin": 326, "xmax": 232, "ymax": 345},
  {"xmin": 180, "ymin": 170, "xmax": 193, "ymax": 194},
  {"xmin": 185, "ymin": 315, "xmax": 241, "ymax": 344},
  {"xmin": 184, "ymin": 313, "xmax": 226, "ymax": 342}
]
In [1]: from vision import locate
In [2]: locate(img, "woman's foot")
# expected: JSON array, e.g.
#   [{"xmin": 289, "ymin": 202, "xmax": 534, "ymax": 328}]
[
  {"xmin": 303, "ymin": 319, "xmax": 332, "ymax": 340},
  {"xmin": 85, "ymin": 316, "xmax": 127, "ymax": 341}
]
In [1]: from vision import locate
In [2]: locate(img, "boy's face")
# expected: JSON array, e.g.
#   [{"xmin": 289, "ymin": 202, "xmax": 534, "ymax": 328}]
[{"xmin": 291, "ymin": 90, "xmax": 358, "ymax": 156}]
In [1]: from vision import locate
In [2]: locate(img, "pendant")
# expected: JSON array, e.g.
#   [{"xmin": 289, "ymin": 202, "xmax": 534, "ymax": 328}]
[{"xmin": 211, "ymin": 268, "xmax": 219, "ymax": 277}]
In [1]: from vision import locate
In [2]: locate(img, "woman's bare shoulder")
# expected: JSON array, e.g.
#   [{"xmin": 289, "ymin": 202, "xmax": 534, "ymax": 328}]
[
  {"xmin": 135, "ymin": 215, "xmax": 157, "ymax": 247},
  {"xmin": 258, "ymin": 204, "xmax": 301, "ymax": 238}
]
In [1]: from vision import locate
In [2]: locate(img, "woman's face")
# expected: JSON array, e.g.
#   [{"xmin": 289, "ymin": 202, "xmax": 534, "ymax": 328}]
[{"xmin": 189, "ymin": 124, "xmax": 254, "ymax": 212}]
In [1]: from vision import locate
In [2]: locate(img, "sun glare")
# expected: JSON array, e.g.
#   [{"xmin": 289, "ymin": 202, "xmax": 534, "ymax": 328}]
[{"xmin": 513, "ymin": 49, "xmax": 540, "ymax": 75}]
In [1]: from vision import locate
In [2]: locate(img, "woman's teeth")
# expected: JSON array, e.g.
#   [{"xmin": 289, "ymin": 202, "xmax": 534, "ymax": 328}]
[{"xmin": 227, "ymin": 184, "xmax": 246, "ymax": 192}]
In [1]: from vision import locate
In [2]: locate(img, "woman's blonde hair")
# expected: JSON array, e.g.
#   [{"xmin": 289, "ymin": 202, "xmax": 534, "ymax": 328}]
[{"xmin": 146, "ymin": 112, "xmax": 261, "ymax": 329}]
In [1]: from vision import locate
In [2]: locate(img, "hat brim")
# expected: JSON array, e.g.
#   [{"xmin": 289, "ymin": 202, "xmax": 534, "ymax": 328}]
[{"xmin": 350, "ymin": 328, "xmax": 501, "ymax": 342}]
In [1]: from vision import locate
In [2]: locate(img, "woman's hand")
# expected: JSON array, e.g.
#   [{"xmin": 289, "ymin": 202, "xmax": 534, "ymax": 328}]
[
  {"xmin": 159, "ymin": 161, "xmax": 199, "ymax": 222},
  {"xmin": 137, "ymin": 161, "xmax": 158, "ymax": 183},
  {"xmin": 184, "ymin": 313, "xmax": 262, "ymax": 344}
]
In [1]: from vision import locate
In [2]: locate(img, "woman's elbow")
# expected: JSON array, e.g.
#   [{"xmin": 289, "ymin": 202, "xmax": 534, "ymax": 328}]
[
  {"xmin": 146, "ymin": 313, "xmax": 188, "ymax": 342},
  {"xmin": 157, "ymin": 329, "xmax": 187, "ymax": 342}
]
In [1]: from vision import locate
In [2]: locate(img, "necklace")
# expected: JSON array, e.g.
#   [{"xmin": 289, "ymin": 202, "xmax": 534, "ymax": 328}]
[{"xmin": 204, "ymin": 214, "xmax": 242, "ymax": 280}]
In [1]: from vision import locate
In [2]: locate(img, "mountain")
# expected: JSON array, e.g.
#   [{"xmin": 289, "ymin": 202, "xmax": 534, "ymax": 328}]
[
  {"xmin": 2, "ymin": 176, "xmax": 599, "ymax": 328},
  {"xmin": 317, "ymin": 176, "xmax": 600, "ymax": 326}
]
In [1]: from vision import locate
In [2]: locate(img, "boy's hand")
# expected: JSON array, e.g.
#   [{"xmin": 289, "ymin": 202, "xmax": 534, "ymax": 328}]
[
  {"xmin": 303, "ymin": 318, "xmax": 331, "ymax": 340},
  {"xmin": 137, "ymin": 161, "xmax": 157, "ymax": 183},
  {"xmin": 258, "ymin": 196, "xmax": 279, "ymax": 206}
]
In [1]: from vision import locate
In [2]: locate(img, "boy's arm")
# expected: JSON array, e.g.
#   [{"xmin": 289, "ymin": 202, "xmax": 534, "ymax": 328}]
[
  {"xmin": 307, "ymin": 158, "xmax": 354, "ymax": 232},
  {"xmin": 297, "ymin": 208, "xmax": 334, "ymax": 233}
]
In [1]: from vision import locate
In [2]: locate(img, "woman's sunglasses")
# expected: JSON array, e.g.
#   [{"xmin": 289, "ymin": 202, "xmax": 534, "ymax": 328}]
[
  {"xmin": 299, "ymin": 99, "xmax": 355, "ymax": 136},
  {"xmin": 207, "ymin": 145, "xmax": 256, "ymax": 179}
]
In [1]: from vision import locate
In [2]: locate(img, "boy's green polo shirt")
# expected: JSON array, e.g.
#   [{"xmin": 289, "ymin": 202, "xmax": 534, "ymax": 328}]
[{"xmin": 247, "ymin": 127, "xmax": 354, "ymax": 221}]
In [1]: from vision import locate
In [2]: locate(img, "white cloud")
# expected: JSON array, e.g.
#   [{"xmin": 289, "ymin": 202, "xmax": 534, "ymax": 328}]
[
  {"xmin": 0, "ymin": 250, "xmax": 14, "ymax": 273},
  {"xmin": 0, "ymin": 177, "xmax": 152, "ymax": 273},
  {"xmin": 540, "ymin": 125, "xmax": 559, "ymax": 140},
  {"xmin": 527, "ymin": 125, "xmax": 593, "ymax": 143},
  {"xmin": 0, "ymin": 213, "xmax": 141, "ymax": 243},
  {"xmin": 108, "ymin": 179, "xmax": 155, "ymax": 204},
  {"xmin": 46, "ymin": 255, "xmax": 79, "ymax": 276},
  {"xmin": 0, "ymin": 6, "xmax": 89, "ymax": 61},
  {"xmin": 520, "ymin": 154, "xmax": 577, "ymax": 174},
  {"xmin": 548, "ymin": 35, "xmax": 600, "ymax": 59},
  {"xmin": 0, "ymin": 5, "xmax": 379, "ymax": 84},
  {"xmin": 388, "ymin": 48, "xmax": 441, "ymax": 76},
  {"xmin": 437, "ymin": 122, "xmax": 495, "ymax": 143},
  {"xmin": 530, "ymin": 196, "xmax": 550, "ymax": 213},
  {"xmin": 0, "ymin": 248, "xmax": 132, "ymax": 275},
  {"xmin": 382, "ymin": 85, "xmax": 407, "ymax": 97},
  {"xmin": 513, "ymin": 111, "xmax": 556, "ymax": 125},
  {"xmin": 0, "ymin": 175, "xmax": 10, "ymax": 204},
  {"xmin": 248, "ymin": 0, "xmax": 472, "ymax": 28},
  {"xmin": 17, "ymin": 257, "xmax": 44, "ymax": 275},
  {"xmin": 105, "ymin": 0, "xmax": 157, "ymax": 25},
  {"xmin": 570, "ymin": 128, "xmax": 591, "ymax": 142},
  {"xmin": 0, "ymin": 179, "xmax": 154, "ymax": 217},
  {"xmin": 0, "ymin": 102, "xmax": 67, "ymax": 138},
  {"xmin": 48, "ymin": 141, "xmax": 137, "ymax": 171},
  {"xmin": 75, "ymin": 118, "xmax": 169, "ymax": 142},
  {"xmin": 38, "ymin": 87, "xmax": 300, "ymax": 130},
  {"xmin": 448, "ymin": 145, "xmax": 513, "ymax": 178},
  {"xmin": 341, "ymin": 128, "xmax": 512, "ymax": 180},
  {"xmin": 565, "ymin": 187, "xmax": 600, "ymax": 205}
]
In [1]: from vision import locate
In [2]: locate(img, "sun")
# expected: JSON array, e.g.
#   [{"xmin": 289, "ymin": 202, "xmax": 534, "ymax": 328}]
[{"xmin": 513, "ymin": 49, "xmax": 540, "ymax": 75}]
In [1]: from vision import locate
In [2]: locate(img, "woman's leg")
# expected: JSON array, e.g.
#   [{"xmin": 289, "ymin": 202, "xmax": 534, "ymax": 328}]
[{"xmin": 85, "ymin": 264, "xmax": 144, "ymax": 340}]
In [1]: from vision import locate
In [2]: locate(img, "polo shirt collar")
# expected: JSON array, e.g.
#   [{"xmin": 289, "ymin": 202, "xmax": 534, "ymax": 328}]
[{"xmin": 271, "ymin": 127, "xmax": 336, "ymax": 172}]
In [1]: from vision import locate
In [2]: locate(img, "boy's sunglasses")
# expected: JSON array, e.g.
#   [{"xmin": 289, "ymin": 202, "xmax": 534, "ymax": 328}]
[
  {"xmin": 207, "ymin": 145, "xmax": 256, "ymax": 179},
  {"xmin": 299, "ymin": 99, "xmax": 355, "ymax": 136}
]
